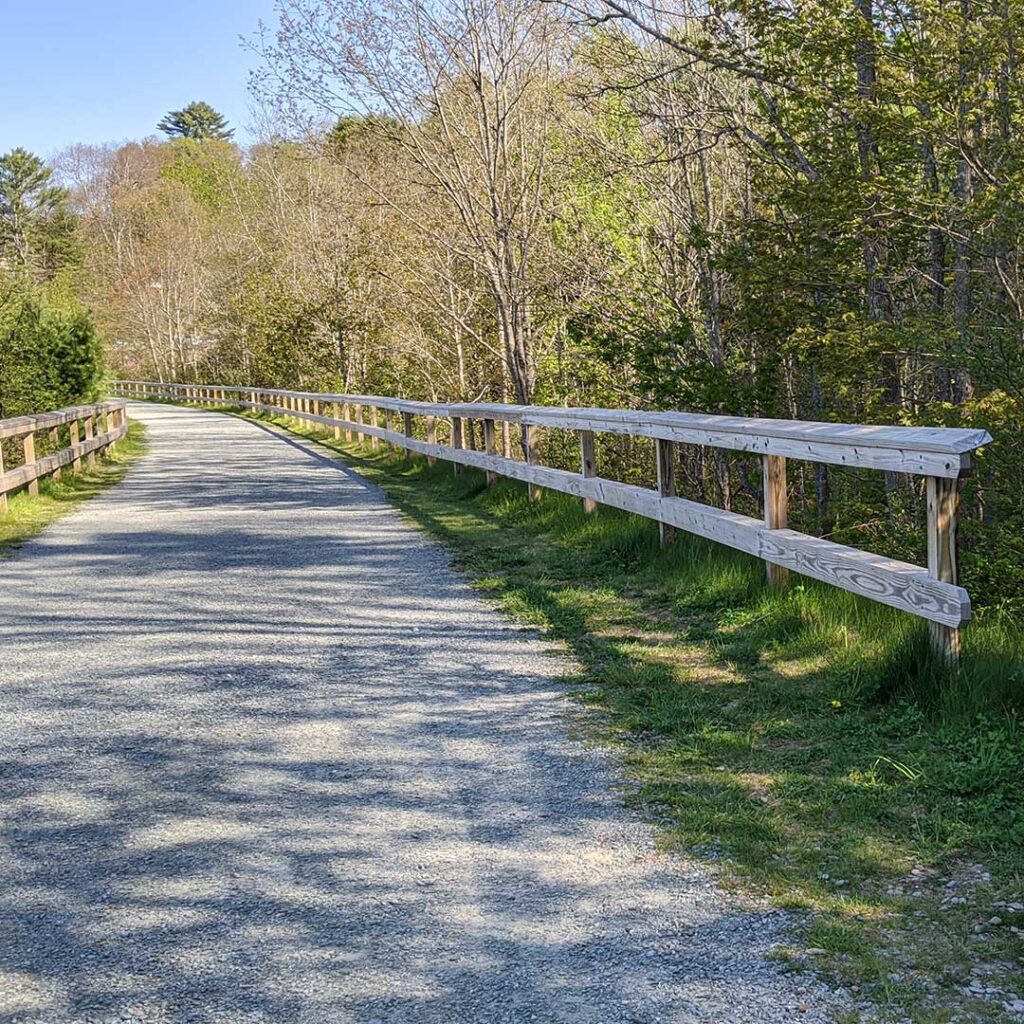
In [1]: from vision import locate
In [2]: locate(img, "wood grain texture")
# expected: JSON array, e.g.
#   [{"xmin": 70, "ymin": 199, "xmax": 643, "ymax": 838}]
[
  {"xmin": 84, "ymin": 416, "xmax": 96, "ymax": 468},
  {"xmin": 656, "ymin": 438, "xmax": 676, "ymax": 546},
  {"xmin": 450, "ymin": 416, "xmax": 464, "ymax": 476},
  {"xmin": 426, "ymin": 416, "xmax": 437, "ymax": 466},
  {"xmin": 763, "ymin": 455, "xmax": 789, "ymax": 588},
  {"xmin": 370, "ymin": 407, "xmax": 381, "ymax": 451},
  {"xmin": 483, "ymin": 419, "xmax": 498, "ymax": 485},
  {"xmin": 23, "ymin": 434, "xmax": 38, "ymax": 496},
  {"xmin": 927, "ymin": 475, "xmax": 962, "ymax": 663},
  {"xmin": 525, "ymin": 424, "xmax": 542, "ymax": 502},
  {"xmin": 580, "ymin": 430, "xmax": 597, "ymax": 515},
  {"xmin": 359, "ymin": 432, "xmax": 971, "ymax": 627}
]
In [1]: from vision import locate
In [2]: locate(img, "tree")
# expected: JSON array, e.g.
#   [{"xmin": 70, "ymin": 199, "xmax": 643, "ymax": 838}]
[
  {"xmin": 0, "ymin": 148, "xmax": 72, "ymax": 273},
  {"xmin": 256, "ymin": 0, "xmax": 566, "ymax": 407},
  {"xmin": 158, "ymin": 101, "xmax": 235, "ymax": 141}
]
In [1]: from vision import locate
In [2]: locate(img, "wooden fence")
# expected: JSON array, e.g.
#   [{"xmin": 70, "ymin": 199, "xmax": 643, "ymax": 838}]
[
  {"xmin": 0, "ymin": 401, "xmax": 128, "ymax": 510},
  {"xmin": 113, "ymin": 380, "xmax": 993, "ymax": 662}
]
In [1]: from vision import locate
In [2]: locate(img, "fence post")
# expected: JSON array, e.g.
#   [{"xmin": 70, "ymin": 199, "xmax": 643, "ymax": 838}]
[
  {"xmin": 370, "ymin": 406, "xmax": 380, "ymax": 450},
  {"xmin": 49, "ymin": 427, "xmax": 62, "ymax": 481},
  {"xmin": 23, "ymin": 432, "xmax": 39, "ymax": 496},
  {"xmin": 483, "ymin": 418, "xmax": 498, "ymax": 485},
  {"xmin": 403, "ymin": 411, "xmax": 414, "ymax": 455},
  {"xmin": 342, "ymin": 402, "xmax": 352, "ymax": 442},
  {"xmin": 71, "ymin": 418, "xmax": 81, "ymax": 473},
  {"xmin": 84, "ymin": 415, "xmax": 96, "ymax": 468},
  {"xmin": 451, "ymin": 415, "xmax": 463, "ymax": 474},
  {"xmin": 656, "ymin": 438, "xmax": 676, "ymax": 546},
  {"xmin": 0, "ymin": 443, "xmax": 6, "ymax": 512},
  {"xmin": 927, "ymin": 475, "xmax": 961, "ymax": 666},
  {"xmin": 333, "ymin": 402, "xmax": 342, "ymax": 441},
  {"xmin": 426, "ymin": 416, "xmax": 437, "ymax": 465},
  {"xmin": 762, "ymin": 454, "xmax": 789, "ymax": 587},
  {"xmin": 525, "ymin": 424, "xmax": 542, "ymax": 502},
  {"xmin": 579, "ymin": 429, "xmax": 597, "ymax": 514},
  {"xmin": 353, "ymin": 404, "xmax": 363, "ymax": 442}
]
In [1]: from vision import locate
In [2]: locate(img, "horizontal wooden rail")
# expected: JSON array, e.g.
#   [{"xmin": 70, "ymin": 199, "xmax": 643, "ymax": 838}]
[
  {"xmin": 0, "ymin": 401, "xmax": 128, "ymax": 505},
  {"xmin": 113, "ymin": 381, "xmax": 992, "ymax": 661}
]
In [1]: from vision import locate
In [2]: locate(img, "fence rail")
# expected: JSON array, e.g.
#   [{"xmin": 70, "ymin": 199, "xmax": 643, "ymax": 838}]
[
  {"xmin": 113, "ymin": 380, "xmax": 993, "ymax": 661},
  {"xmin": 0, "ymin": 401, "xmax": 128, "ymax": 506}
]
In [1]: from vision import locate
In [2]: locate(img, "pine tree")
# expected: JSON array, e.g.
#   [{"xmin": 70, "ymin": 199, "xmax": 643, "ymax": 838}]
[
  {"xmin": 157, "ymin": 101, "xmax": 235, "ymax": 141},
  {"xmin": 0, "ymin": 148, "xmax": 71, "ymax": 271}
]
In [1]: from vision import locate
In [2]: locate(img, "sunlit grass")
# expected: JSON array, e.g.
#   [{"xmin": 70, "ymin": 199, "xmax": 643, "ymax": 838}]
[{"xmin": 0, "ymin": 421, "xmax": 147, "ymax": 554}]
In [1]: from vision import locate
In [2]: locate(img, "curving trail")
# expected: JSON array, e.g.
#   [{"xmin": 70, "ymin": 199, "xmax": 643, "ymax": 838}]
[{"xmin": 0, "ymin": 402, "xmax": 844, "ymax": 1024}]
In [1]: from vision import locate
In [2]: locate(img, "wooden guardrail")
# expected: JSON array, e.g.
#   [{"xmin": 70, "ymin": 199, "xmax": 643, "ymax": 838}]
[
  {"xmin": 0, "ymin": 401, "xmax": 128, "ymax": 509},
  {"xmin": 113, "ymin": 380, "xmax": 993, "ymax": 662}
]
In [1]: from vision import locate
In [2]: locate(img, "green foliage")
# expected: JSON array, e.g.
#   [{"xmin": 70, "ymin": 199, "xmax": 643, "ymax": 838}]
[
  {"xmin": 0, "ymin": 288, "xmax": 103, "ymax": 418},
  {"xmin": 157, "ymin": 101, "xmax": 234, "ymax": 141},
  {"xmin": 158, "ymin": 138, "xmax": 240, "ymax": 209}
]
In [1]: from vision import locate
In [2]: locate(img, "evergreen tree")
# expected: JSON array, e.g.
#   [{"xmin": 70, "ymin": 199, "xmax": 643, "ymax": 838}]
[
  {"xmin": 157, "ymin": 101, "xmax": 234, "ymax": 141},
  {"xmin": 0, "ymin": 148, "xmax": 71, "ymax": 272}
]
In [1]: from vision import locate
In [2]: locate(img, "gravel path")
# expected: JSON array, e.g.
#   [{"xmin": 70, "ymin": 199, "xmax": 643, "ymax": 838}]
[{"xmin": 0, "ymin": 402, "xmax": 850, "ymax": 1024}]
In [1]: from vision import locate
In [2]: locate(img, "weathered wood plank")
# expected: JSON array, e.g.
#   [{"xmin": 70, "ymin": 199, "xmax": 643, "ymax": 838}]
[
  {"xmin": 111, "ymin": 382, "xmax": 991, "ymax": 478},
  {"xmin": 375, "ymin": 434, "xmax": 970, "ymax": 627},
  {"xmin": 0, "ymin": 401, "xmax": 125, "ymax": 440},
  {"xmin": 84, "ymin": 416, "xmax": 96, "ymax": 468},
  {"xmin": 70, "ymin": 419, "xmax": 81, "ymax": 472}
]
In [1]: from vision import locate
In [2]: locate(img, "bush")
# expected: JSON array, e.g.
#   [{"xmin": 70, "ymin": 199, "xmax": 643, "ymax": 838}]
[{"xmin": 0, "ymin": 288, "xmax": 103, "ymax": 418}]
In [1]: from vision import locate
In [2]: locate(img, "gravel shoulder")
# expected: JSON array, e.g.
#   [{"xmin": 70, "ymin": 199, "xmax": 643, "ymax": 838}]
[{"xmin": 0, "ymin": 402, "xmax": 852, "ymax": 1024}]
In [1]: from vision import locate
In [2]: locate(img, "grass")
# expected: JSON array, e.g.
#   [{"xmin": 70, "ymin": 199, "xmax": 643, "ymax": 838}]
[
  {"xmin": 0, "ymin": 421, "xmax": 147, "ymax": 555},
  {"xmin": 215, "ymin": 405, "xmax": 1024, "ymax": 1020}
]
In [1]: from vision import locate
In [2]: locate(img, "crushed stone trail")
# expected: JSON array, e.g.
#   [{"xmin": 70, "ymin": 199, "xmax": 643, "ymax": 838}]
[{"xmin": 0, "ymin": 402, "xmax": 845, "ymax": 1024}]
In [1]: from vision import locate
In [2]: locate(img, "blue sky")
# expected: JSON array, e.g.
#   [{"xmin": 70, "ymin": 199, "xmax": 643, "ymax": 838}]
[{"xmin": 0, "ymin": 1, "xmax": 278, "ymax": 158}]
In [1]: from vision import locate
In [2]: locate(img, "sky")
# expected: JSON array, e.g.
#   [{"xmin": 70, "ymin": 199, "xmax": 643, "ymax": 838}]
[{"xmin": 0, "ymin": 0, "xmax": 279, "ymax": 159}]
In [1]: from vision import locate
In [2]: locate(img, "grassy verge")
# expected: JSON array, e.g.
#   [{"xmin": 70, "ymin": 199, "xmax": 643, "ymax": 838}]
[
  {"xmin": 0, "ymin": 421, "xmax": 147, "ymax": 555},
  {"xmin": 242, "ymin": 409, "xmax": 1024, "ymax": 1021}
]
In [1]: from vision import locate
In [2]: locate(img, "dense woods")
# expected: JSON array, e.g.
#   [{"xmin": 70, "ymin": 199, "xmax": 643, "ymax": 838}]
[{"xmin": 5, "ymin": 0, "xmax": 1024, "ymax": 607}]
